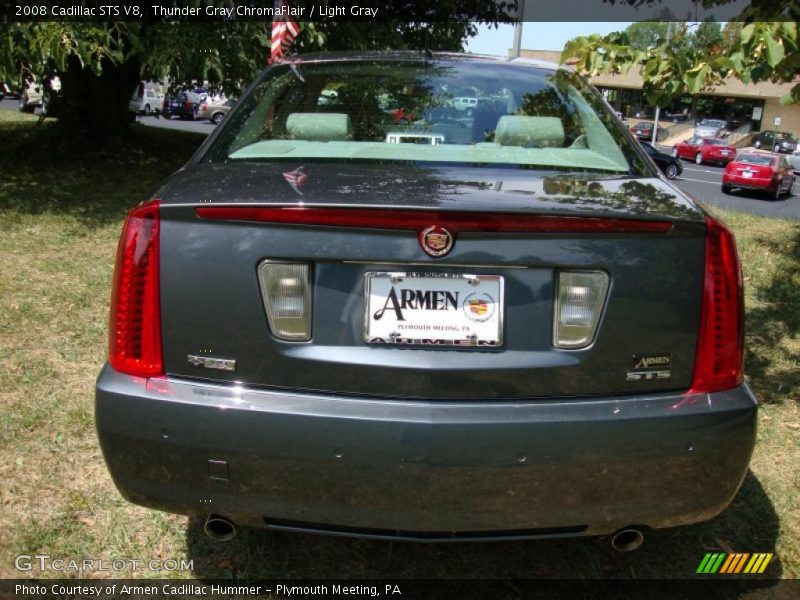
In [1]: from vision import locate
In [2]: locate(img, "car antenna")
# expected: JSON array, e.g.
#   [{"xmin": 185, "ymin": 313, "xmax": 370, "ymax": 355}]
[{"xmin": 290, "ymin": 63, "xmax": 305, "ymax": 82}]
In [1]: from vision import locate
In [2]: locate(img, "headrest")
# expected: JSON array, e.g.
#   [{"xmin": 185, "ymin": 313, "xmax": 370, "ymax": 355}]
[
  {"xmin": 286, "ymin": 113, "xmax": 353, "ymax": 141},
  {"xmin": 494, "ymin": 116, "xmax": 565, "ymax": 148}
]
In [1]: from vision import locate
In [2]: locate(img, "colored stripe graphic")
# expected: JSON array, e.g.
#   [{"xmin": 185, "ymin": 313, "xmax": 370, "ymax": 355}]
[
  {"xmin": 697, "ymin": 552, "xmax": 774, "ymax": 575},
  {"xmin": 744, "ymin": 553, "xmax": 773, "ymax": 574},
  {"xmin": 697, "ymin": 553, "xmax": 727, "ymax": 573},
  {"xmin": 720, "ymin": 553, "xmax": 748, "ymax": 573}
]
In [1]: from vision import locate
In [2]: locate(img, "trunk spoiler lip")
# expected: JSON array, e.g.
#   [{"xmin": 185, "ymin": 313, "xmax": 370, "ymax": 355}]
[{"xmin": 194, "ymin": 206, "xmax": 674, "ymax": 235}]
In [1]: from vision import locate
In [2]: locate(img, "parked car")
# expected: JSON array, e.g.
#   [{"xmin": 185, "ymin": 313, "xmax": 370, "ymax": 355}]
[
  {"xmin": 161, "ymin": 91, "xmax": 202, "ymax": 120},
  {"xmin": 97, "ymin": 53, "xmax": 754, "ymax": 547},
  {"xmin": 129, "ymin": 85, "xmax": 163, "ymax": 116},
  {"xmin": 752, "ymin": 131, "xmax": 798, "ymax": 154},
  {"xmin": 672, "ymin": 136, "xmax": 737, "ymax": 165},
  {"xmin": 641, "ymin": 142, "xmax": 682, "ymax": 179},
  {"xmin": 198, "ymin": 98, "xmax": 235, "ymax": 125},
  {"xmin": 663, "ymin": 111, "xmax": 689, "ymax": 123},
  {"xmin": 787, "ymin": 146, "xmax": 800, "ymax": 174},
  {"xmin": 694, "ymin": 118, "xmax": 728, "ymax": 138},
  {"xmin": 722, "ymin": 152, "xmax": 796, "ymax": 199},
  {"xmin": 211, "ymin": 99, "xmax": 236, "ymax": 125},
  {"xmin": 629, "ymin": 121, "xmax": 667, "ymax": 142},
  {"xmin": 18, "ymin": 76, "xmax": 61, "ymax": 113},
  {"xmin": 453, "ymin": 96, "xmax": 478, "ymax": 113},
  {"xmin": 628, "ymin": 106, "xmax": 654, "ymax": 119}
]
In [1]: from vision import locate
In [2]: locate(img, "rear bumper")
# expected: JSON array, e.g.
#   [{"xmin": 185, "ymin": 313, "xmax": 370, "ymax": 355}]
[
  {"xmin": 723, "ymin": 174, "xmax": 773, "ymax": 191},
  {"xmin": 707, "ymin": 154, "xmax": 735, "ymax": 164},
  {"xmin": 96, "ymin": 365, "xmax": 757, "ymax": 540}
]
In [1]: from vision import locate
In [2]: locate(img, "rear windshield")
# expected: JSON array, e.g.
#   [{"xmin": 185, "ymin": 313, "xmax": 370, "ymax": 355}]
[
  {"xmin": 205, "ymin": 59, "xmax": 647, "ymax": 175},
  {"xmin": 698, "ymin": 119, "xmax": 725, "ymax": 127},
  {"xmin": 737, "ymin": 154, "xmax": 775, "ymax": 166},
  {"xmin": 705, "ymin": 138, "xmax": 726, "ymax": 145}
]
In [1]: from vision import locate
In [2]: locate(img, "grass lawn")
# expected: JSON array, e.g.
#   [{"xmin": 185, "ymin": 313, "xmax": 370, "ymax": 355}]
[{"xmin": 0, "ymin": 111, "xmax": 798, "ymax": 582}]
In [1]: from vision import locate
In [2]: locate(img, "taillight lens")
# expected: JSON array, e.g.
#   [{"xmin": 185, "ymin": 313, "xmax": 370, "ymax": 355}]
[
  {"xmin": 108, "ymin": 200, "xmax": 163, "ymax": 377},
  {"xmin": 257, "ymin": 261, "xmax": 312, "ymax": 341},
  {"xmin": 688, "ymin": 215, "xmax": 743, "ymax": 394},
  {"xmin": 553, "ymin": 271, "xmax": 609, "ymax": 349}
]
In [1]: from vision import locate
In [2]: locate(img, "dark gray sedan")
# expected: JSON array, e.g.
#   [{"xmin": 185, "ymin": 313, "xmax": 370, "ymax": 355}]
[{"xmin": 96, "ymin": 53, "xmax": 756, "ymax": 549}]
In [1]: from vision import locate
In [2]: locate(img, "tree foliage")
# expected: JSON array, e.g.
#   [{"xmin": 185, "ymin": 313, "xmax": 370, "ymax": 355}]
[
  {"xmin": 0, "ymin": 1, "xmax": 517, "ymax": 139},
  {"xmin": 562, "ymin": 12, "xmax": 800, "ymax": 109}
]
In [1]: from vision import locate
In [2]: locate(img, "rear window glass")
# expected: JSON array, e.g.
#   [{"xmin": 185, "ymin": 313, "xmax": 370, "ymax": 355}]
[
  {"xmin": 705, "ymin": 138, "xmax": 726, "ymax": 145},
  {"xmin": 206, "ymin": 59, "xmax": 647, "ymax": 175},
  {"xmin": 737, "ymin": 154, "xmax": 774, "ymax": 166}
]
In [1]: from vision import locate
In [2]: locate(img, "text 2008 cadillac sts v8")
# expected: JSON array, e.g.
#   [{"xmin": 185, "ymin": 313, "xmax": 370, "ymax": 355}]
[{"xmin": 96, "ymin": 53, "xmax": 756, "ymax": 546}]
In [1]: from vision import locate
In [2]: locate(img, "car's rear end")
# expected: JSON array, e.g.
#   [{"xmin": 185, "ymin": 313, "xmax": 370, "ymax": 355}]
[
  {"xmin": 96, "ymin": 55, "xmax": 756, "ymax": 541},
  {"xmin": 723, "ymin": 153, "xmax": 778, "ymax": 193},
  {"xmin": 702, "ymin": 138, "xmax": 736, "ymax": 164}
]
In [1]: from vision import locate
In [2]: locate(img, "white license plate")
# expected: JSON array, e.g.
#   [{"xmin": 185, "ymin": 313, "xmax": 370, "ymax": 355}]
[
  {"xmin": 742, "ymin": 170, "xmax": 753, "ymax": 178},
  {"xmin": 365, "ymin": 272, "xmax": 504, "ymax": 347}
]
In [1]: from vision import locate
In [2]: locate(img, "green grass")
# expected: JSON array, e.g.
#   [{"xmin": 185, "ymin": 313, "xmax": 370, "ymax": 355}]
[{"xmin": 0, "ymin": 113, "xmax": 798, "ymax": 582}]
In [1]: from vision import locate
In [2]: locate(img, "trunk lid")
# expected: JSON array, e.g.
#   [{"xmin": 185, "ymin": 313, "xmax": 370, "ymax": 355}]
[{"xmin": 156, "ymin": 162, "xmax": 705, "ymax": 399}]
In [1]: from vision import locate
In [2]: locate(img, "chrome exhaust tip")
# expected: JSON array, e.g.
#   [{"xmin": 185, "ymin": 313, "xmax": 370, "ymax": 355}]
[
  {"xmin": 203, "ymin": 515, "xmax": 236, "ymax": 542},
  {"xmin": 610, "ymin": 528, "xmax": 644, "ymax": 552}
]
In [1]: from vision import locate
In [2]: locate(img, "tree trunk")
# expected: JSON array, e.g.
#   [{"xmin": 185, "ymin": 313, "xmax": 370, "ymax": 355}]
[{"xmin": 58, "ymin": 54, "xmax": 142, "ymax": 141}]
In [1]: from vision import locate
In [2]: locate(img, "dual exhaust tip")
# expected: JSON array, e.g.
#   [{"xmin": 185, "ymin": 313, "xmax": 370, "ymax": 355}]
[
  {"xmin": 202, "ymin": 515, "xmax": 644, "ymax": 552},
  {"xmin": 203, "ymin": 514, "xmax": 236, "ymax": 542},
  {"xmin": 610, "ymin": 528, "xmax": 644, "ymax": 552}
]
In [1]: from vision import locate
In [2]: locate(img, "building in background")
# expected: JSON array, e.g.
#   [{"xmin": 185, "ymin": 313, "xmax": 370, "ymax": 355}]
[{"xmin": 519, "ymin": 49, "xmax": 800, "ymax": 137}]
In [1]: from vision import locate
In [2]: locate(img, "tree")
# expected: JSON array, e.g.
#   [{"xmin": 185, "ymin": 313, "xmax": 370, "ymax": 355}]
[
  {"xmin": 562, "ymin": 2, "xmax": 800, "ymax": 109},
  {"xmin": 0, "ymin": 1, "xmax": 517, "ymax": 140},
  {"xmin": 624, "ymin": 21, "xmax": 670, "ymax": 50},
  {"xmin": 690, "ymin": 20, "xmax": 723, "ymax": 54}
]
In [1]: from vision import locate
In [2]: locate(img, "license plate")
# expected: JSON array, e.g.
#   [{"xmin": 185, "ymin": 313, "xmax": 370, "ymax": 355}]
[
  {"xmin": 365, "ymin": 272, "xmax": 504, "ymax": 347},
  {"xmin": 742, "ymin": 170, "xmax": 753, "ymax": 178}
]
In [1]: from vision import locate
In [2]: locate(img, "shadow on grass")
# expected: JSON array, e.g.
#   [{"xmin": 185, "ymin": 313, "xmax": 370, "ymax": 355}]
[
  {"xmin": 0, "ymin": 118, "xmax": 204, "ymax": 229},
  {"xmin": 744, "ymin": 227, "xmax": 800, "ymax": 405},
  {"xmin": 184, "ymin": 471, "xmax": 780, "ymax": 584}
]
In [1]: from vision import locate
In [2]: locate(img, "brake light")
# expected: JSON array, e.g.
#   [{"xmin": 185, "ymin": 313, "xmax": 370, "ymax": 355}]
[
  {"xmin": 195, "ymin": 207, "xmax": 673, "ymax": 235},
  {"xmin": 688, "ymin": 215, "xmax": 743, "ymax": 394},
  {"xmin": 108, "ymin": 200, "xmax": 163, "ymax": 377}
]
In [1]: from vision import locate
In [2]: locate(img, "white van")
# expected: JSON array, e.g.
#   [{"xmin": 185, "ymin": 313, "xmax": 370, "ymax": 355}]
[
  {"xmin": 453, "ymin": 97, "xmax": 478, "ymax": 112},
  {"xmin": 129, "ymin": 83, "xmax": 163, "ymax": 115}
]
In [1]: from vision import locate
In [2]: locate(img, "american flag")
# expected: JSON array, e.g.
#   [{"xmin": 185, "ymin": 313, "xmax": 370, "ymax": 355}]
[
  {"xmin": 270, "ymin": 0, "xmax": 301, "ymax": 63},
  {"xmin": 282, "ymin": 166, "xmax": 308, "ymax": 194}
]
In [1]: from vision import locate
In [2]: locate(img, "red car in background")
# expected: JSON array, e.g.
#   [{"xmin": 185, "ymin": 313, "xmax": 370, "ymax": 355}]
[
  {"xmin": 672, "ymin": 136, "xmax": 737, "ymax": 165},
  {"xmin": 722, "ymin": 152, "xmax": 795, "ymax": 200}
]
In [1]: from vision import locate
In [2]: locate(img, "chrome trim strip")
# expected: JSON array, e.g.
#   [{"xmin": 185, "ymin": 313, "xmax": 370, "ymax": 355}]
[{"xmin": 345, "ymin": 260, "xmax": 527, "ymax": 269}]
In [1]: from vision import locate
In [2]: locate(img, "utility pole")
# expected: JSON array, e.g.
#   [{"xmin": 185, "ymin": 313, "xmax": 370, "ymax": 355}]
[
  {"xmin": 651, "ymin": 20, "xmax": 674, "ymax": 145},
  {"xmin": 511, "ymin": 0, "xmax": 525, "ymax": 57}
]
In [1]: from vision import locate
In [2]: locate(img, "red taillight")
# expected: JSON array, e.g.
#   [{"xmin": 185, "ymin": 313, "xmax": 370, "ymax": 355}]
[
  {"xmin": 195, "ymin": 207, "xmax": 673, "ymax": 235},
  {"xmin": 108, "ymin": 199, "xmax": 163, "ymax": 377},
  {"xmin": 688, "ymin": 215, "xmax": 743, "ymax": 394}
]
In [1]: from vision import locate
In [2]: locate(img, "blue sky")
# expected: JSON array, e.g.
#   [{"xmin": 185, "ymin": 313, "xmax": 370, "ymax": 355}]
[{"xmin": 465, "ymin": 22, "xmax": 631, "ymax": 56}]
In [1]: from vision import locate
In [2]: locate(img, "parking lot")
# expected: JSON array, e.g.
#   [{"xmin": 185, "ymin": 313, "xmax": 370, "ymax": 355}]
[
  {"xmin": 657, "ymin": 153, "xmax": 800, "ymax": 220},
  {"xmin": 2, "ymin": 97, "xmax": 798, "ymax": 220}
]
